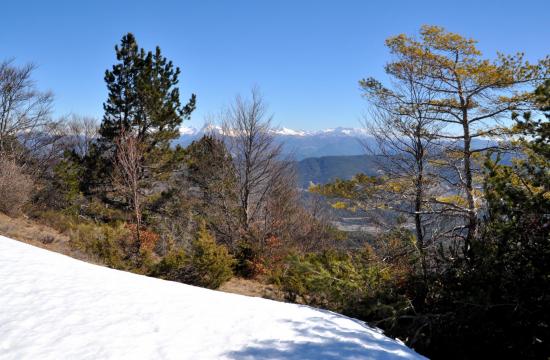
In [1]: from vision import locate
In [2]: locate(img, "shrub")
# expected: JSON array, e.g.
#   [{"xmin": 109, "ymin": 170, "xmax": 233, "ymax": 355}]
[
  {"xmin": 69, "ymin": 222, "xmax": 129, "ymax": 269},
  {"xmin": 34, "ymin": 157, "xmax": 85, "ymax": 214},
  {"xmin": 151, "ymin": 225, "xmax": 234, "ymax": 289},
  {"xmin": 150, "ymin": 248, "xmax": 187, "ymax": 279},
  {"xmin": 187, "ymin": 225, "xmax": 235, "ymax": 289},
  {"xmin": 234, "ymin": 241, "xmax": 264, "ymax": 278},
  {"xmin": 125, "ymin": 223, "xmax": 160, "ymax": 253},
  {"xmin": 84, "ymin": 198, "xmax": 128, "ymax": 223},
  {"xmin": 277, "ymin": 248, "xmax": 410, "ymax": 322},
  {"xmin": 36, "ymin": 210, "xmax": 77, "ymax": 233},
  {"xmin": 279, "ymin": 251, "xmax": 362, "ymax": 309},
  {"xmin": 39, "ymin": 210, "xmax": 154, "ymax": 272},
  {"xmin": 0, "ymin": 158, "xmax": 33, "ymax": 216}
]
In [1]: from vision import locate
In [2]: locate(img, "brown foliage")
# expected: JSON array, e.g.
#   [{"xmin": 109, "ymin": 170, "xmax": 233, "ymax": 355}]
[
  {"xmin": 124, "ymin": 223, "xmax": 160, "ymax": 253},
  {"xmin": 0, "ymin": 157, "xmax": 34, "ymax": 216},
  {"xmin": 113, "ymin": 131, "xmax": 145, "ymax": 240}
]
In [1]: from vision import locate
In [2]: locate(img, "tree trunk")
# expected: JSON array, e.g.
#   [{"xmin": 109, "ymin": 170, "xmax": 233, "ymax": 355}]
[{"xmin": 462, "ymin": 109, "xmax": 477, "ymax": 257}]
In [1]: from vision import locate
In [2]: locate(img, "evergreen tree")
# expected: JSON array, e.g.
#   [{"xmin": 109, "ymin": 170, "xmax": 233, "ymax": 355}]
[
  {"xmin": 368, "ymin": 26, "xmax": 548, "ymax": 253},
  {"xmin": 480, "ymin": 80, "xmax": 550, "ymax": 357},
  {"xmin": 185, "ymin": 135, "xmax": 239, "ymax": 246},
  {"xmin": 100, "ymin": 33, "xmax": 196, "ymax": 151},
  {"xmin": 86, "ymin": 33, "xmax": 196, "ymax": 200},
  {"xmin": 419, "ymin": 80, "xmax": 550, "ymax": 359}
]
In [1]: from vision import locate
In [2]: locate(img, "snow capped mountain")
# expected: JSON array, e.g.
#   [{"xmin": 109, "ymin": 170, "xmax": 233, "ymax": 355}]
[
  {"xmin": 178, "ymin": 125, "xmax": 369, "ymax": 138},
  {"xmin": 175, "ymin": 125, "xmax": 371, "ymax": 159},
  {"xmin": 272, "ymin": 127, "xmax": 309, "ymax": 136},
  {"xmin": 0, "ymin": 235, "xmax": 425, "ymax": 359},
  {"xmin": 179, "ymin": 126, "xmax": 199, "ymax": 135},
  {"xmin": 318, "ymin": 127, "xmax": 369, "ymax": 136}
]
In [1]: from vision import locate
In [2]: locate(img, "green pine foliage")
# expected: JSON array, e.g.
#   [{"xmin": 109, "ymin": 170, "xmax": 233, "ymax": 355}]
[
  {"xmin": 100, "ymin": 33, "xmax": 195, "ymax": 149},
  {"xmin": 277, "ymin": 229, "xmax": 416, "ymax": 327},
  {"xmin": 398, "ymin": 80, "xmax": 550, "ymax": 359},
  {"xmin": 84, "ymin": 33, "xmax": 196, "ymax": 195},
  {"xmin": 185, "ymin": 135, "xmax": 240, "ymax": 246},
  {"xmin": 464, "ymin": 79, "xmax": 550, "ymax": 358},
  {"xmin": 50, "ymin": 155, "xmax": 85, "ymax": 213},
  {"xmin": 150, "ymin": 225, "xmax": 234, "ymax": 289},
  {"xmin": 188, "ymin": 225, "xmax": 235, "ymax": 289},
  {"xmin": 150, "ymin": 248, "xmax": 188, "ymax": 280}
]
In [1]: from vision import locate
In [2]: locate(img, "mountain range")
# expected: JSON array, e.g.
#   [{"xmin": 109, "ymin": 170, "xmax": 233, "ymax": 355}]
[
  {"xmin": 176, "ymin": 125, "xmax": 372, "ymax": 160},
  {"xmin": 177, "ymin": 125, "xmax": 502, "ymax": 187}
]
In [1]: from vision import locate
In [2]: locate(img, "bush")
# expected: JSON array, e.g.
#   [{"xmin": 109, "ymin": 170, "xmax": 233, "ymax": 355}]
[
  {"xmin": 69, "ymin": 222, "xmax": 129, "ymax": 269},
  {"xmin": 125, "ymin": 223, "xmax": 160, "ymax": 253},
  {"xmin": 151, "ymin": 225, "xmax": 234, "ymax": 289},
  {"xmin": 0, "ymin": 158, "xmax": 33, "ymax": 216},
  {"xmin": 188, "ymin": 225, "xmax": 235, "ymax": 288},
  {"xmin": 75, "ymin": 198, "xmax": 128, "ymax": 223},
  {"xmin": 234, "ymin": 241, "xmax": 265, "ymax": 278},
  {"xmin": 150, "ymin": 248, "xmax": 187, "ymax": 279},
  {"xmin": 34, "ymin": 157, "xmax": 85, "ymax": 214},
  {"xmin": 277, "ymin": 246, "xmax": 412, "ymax": 327},
  {"xmin": 36, "ymin": 210, "xmax": 77, "ymax": 233},
  {"xmin": 39, "ymin": 211, "xmax": 154, "ymax": 272}
]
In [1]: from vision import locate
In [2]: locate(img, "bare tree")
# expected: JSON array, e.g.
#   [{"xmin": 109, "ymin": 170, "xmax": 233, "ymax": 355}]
[
  {"xmin": 62, "ymin": 114, "xmax": 99, "ymax": 156},
  {"xmin": 0, "ymin": 60, "xmax": 67, "ymax": 178},
  {"xmin": 222, "ymin": 88, "xmax": 289, "ymax": 241},
  {"xmin": 262, "ymin": 166, "xmax": 337, "ymax": 254},
  {"xmin": 360, "ymin": 57, "xmax": 444, "ymax": 275},
  {"xmin": 113, "ymin": 130, "xmax": 144, "ymax": 241},
  {"xmin": 0, "ymin": 60, "xmax": 53, "ymax": 155}
]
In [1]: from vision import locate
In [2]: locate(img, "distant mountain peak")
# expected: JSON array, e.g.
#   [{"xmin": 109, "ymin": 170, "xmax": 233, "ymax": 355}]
[
  {"xmin": 318, "ymin": 127, "xmax": 369, "ymax": 136},
  {"xmin": 272, "ymin": 127, "xmax": 308, "ymax": 136},
  {"xmin": 178, "ymin": 125, "xmax": 368, "ymax": 138},
  {"xmin": 175, "ymin": 125, "xmax": 371, "ymax": 159},
  {"xmin": 178, "ymin": 126, "xmax": 198, "ymax": 135}
]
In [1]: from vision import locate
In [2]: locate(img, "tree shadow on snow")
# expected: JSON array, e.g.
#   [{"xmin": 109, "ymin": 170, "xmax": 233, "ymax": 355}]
[{"xmin": 225, "ymin": 308, "xmax": 420, "ymax": 360}]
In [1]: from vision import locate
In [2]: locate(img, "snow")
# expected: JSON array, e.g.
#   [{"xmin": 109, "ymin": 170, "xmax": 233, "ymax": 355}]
[
  {"xmin": 177, "ymin": 125, "xmax": 371, "ymax": 139},
  {"xmin": 200, "ymin": 124, "xmax": 238, "ymax": 137},
  {"xmin": 272, "ymin": 127, "xmax": 309, "ymax": 136},
  {"xmin": 0, "ymin": 236, "xmax": 425, "ymax": 360},
  {"xmin": 202, "ymin": 124, "xmax": 223, "ymax": 133},
  {"xmin": 178, "ymin": 126, "xmax": 198, "ymax": 135},
  {"xmin": 316, "ymin": 127, "xmax": 369, "ymax": 136}
]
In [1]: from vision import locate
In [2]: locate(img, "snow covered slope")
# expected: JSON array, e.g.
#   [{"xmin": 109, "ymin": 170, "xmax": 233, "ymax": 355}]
[{"xmin": 0, "ymin": 236, "xmax": 425, "ymax": 360}]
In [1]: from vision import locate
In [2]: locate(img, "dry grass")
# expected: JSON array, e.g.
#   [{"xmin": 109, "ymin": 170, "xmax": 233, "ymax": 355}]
[
  {"xmin": 0, "ymin": 158, "xmax": 34, "ymax": 216},
  {"xmin": 219, "ymin": 277, "xmax": 284, "ymax": 301},
  {"xmin": 0, "ymin": 212, "xmax": 95, "ymax": 263}
]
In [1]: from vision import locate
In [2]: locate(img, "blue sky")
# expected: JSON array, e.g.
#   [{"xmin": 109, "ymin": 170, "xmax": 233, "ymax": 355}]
[{"xmin": 1, "ymin": 0, "xmax": 548, "ymax": 130}]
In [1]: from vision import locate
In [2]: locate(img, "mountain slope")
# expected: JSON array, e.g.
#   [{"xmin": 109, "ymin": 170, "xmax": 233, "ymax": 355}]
[
  {"xmin": 297, "ymin": 154, "xmax": 381, "ymax": 187},
  {"xmin": 0, "ymin": 235, "xmax": 424, "ymax": 360}
]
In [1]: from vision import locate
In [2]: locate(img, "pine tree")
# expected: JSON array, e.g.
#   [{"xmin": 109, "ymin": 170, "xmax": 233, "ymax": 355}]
[
  {"xmin": 423, "ymin": 80, "xmax": 550, "ymax": 359},
  {"xmin": 86, "ymin": 33, "xmax": 196, "ymax": 198},
  {"xmin": 100, "ymin": 33, "xmax": 196, "ymax": 151},
  {"xmin": 371, "ymin": 25, "xmax": 548, "ymax": 253},
  {"xmin": 185, "ymin": 135, "xmax": 239, "ymax": 246}
]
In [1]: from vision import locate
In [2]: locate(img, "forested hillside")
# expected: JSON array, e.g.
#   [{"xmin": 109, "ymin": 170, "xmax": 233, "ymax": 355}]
[{"xmin": 296, "ymin": 155, "xmax": 379, "ymax": 187}]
